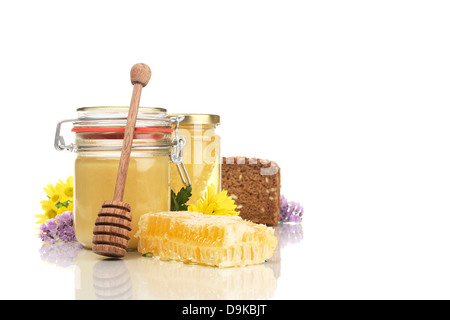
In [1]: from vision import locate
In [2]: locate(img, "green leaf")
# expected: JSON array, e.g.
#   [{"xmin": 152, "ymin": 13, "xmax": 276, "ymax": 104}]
[
  {"xmin": 142, "ymin": 252, "xmax": 154, "ymax": 258},
  {"xmin": 170, "ymin": 186, "xmax": 192, "ymax": 211},
  {"xmin": 55, "ymin": 200, "xmax": 70, "ymax": 209},
  {"xmin": 171, "ymin": 189, "xmax": 180, "ymax": 211}
]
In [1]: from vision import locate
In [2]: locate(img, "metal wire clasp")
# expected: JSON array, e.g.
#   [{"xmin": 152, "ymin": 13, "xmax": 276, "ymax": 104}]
[
  {"xmin": 54, "ymin": 118, "xmax": 78, "ymax": 151},
  {"xmin": 170, "ymin": 116, "xmax": 192, "ymax": 187}
]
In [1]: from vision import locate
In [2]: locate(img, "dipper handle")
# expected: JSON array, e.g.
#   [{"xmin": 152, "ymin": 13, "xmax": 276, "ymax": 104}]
[
  {"xmin": 92, "ymin": 63, "xmax": 152, "ymax": 258},
  {"xmin": 113, "ymin": 63, "xmax": 152, "ymax": 201}
]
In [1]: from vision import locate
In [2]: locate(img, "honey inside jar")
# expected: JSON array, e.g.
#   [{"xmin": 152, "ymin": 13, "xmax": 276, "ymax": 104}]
[
  {"xmin": 169, "ymin": 114, "xmax": 221, "ymax": 205},
  {"xmin": 75, "ymin": 153, "xmax": 169, "ymax": 249}
]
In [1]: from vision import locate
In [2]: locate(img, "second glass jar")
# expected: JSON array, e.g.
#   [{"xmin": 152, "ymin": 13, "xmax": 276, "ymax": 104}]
[{"xmin": 169, "ymin": 114, "xmax": 221, "ymax": 206}]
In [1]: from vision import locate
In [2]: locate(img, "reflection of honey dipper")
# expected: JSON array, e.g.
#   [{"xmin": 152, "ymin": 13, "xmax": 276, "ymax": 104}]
[
  {"xmin": 93, "ymin": 260, "xmax": 132, "ymax": 300},
  {"xmin": 92, "ymin": 63, "xmax": 152, "ymax": 258}
]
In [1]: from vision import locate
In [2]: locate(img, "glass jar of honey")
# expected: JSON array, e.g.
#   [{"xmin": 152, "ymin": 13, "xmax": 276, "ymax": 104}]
[
  {"xmin": 168, "ymin": 114, "xmax": 221, "ymax": 206},
  {"xmin": 55, "ymin": 107, "xmax": 188, "ymax": 249}
]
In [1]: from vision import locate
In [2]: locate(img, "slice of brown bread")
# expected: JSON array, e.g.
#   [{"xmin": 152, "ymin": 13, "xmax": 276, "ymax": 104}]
[{"xmin": 222, "ymin": 157, "xmax": 281, "ymax": 226}]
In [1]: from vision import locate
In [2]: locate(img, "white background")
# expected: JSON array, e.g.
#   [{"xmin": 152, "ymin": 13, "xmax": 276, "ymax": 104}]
[{"xmin": 1, "ymin": 0, "xmax": 450, "ymax": 300}]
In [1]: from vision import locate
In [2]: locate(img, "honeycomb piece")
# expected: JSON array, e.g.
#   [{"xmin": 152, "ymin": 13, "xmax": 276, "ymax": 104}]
[{"xmin": 136, "ymin": 211, "xmax": 277, "ymax": 268}]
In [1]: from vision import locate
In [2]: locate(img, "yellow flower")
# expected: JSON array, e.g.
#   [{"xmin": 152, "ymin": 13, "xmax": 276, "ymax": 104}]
[
  {"xmin": 64, "ymin": 201, "xmax": 73, "ymax": 212},
  {"xmin": 55, "ymin": 176, "xmax": 73, "ymax": 203},
  {"xmin": 36, "ymin": 199, "xmax": 59, "ymax": 223},
  {"xmin": 35, "ymin": 214, "xmax": 48, "ymax": 225},
  {"xmin": 36, "ymin": 176, "xmax": 74, "ymax": 224},
  {"xmin": 188, "ymin": 184, "xmax": 240, "ymax": 216},
  {"xmin": 44, "ymin": 184, "xmax": 61, "ymax": 203}
]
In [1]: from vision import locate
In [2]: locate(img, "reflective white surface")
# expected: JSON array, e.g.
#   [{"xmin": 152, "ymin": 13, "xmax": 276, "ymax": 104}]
[
  {"xmin": 32, "ymin": 223, "xmax": 302, "ymax": 300},
  {"xmin": 5, "ymin": 198, "xmax": 450, "ymax": 300}
]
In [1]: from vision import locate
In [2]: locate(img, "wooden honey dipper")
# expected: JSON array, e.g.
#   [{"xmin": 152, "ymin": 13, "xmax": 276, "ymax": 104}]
[{"xmin": 92, "ymin": 63, "xmax": 152, "ymax": 258}]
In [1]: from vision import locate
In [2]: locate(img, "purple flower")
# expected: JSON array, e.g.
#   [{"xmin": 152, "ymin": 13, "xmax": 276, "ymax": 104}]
[
  {"xmin": 38, "ymin": 211, "xmax": 77, "ymax": 243},
  {"xmin": 280, "ymin": 195, "xmax": 303, "ymax": 223}
]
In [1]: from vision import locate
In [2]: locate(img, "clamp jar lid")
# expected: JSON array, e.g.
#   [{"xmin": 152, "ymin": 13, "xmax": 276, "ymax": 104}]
[
  {"xmin": 56, "ymin": 106, "xmax": 179, "ymax": 152},
  {"xmin": 76, "ymin": 106, "xmax": 168, "ymax": 127}
]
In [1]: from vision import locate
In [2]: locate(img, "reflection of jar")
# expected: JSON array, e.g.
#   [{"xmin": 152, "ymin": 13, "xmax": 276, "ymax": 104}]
[
  {"xmin": 55, "ymin": 107, "xmax": 187, "ymax": 249},
  {"xmin": 169, "ymin": 114, "xmax": 221, "ymax": 205}
]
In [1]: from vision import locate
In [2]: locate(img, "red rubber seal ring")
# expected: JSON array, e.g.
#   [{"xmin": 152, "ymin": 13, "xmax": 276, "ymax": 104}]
[{"xmin": 72, "ymin": 127, "xmax": 173, "ymax": 133}]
